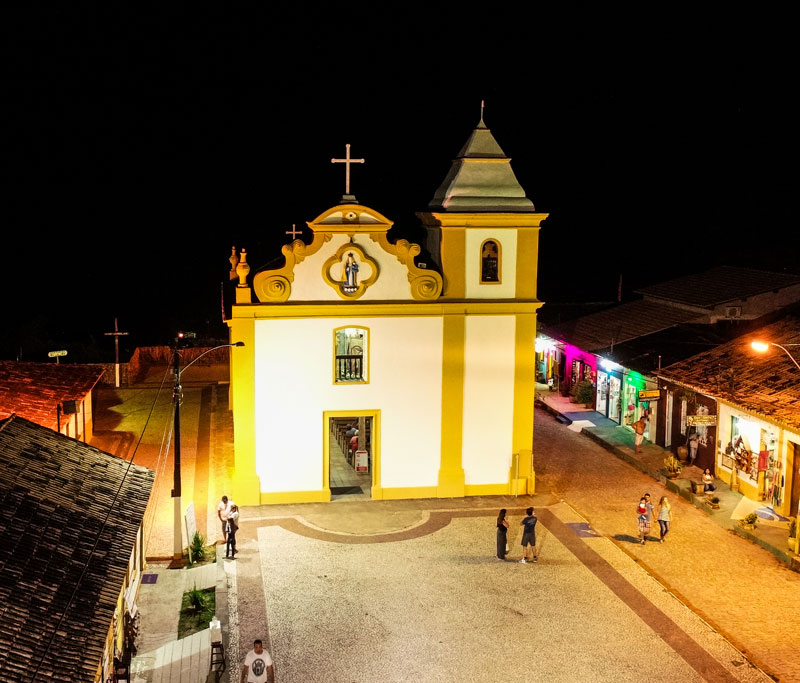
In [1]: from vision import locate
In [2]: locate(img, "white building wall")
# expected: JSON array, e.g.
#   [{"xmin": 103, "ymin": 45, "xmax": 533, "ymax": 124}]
[
  {"xmin": 465, "ymin": 229, "xmax": 517, "ymax": 299},
  {"xmin": 461, "ymin": 315, "xmax": 516, "ymax": 484},
  {"xmin": 254, "ymin": 316, "xmax": 443, "ymax": 492},
  {"xmin": 288, "ymin": 234, "xmax": 416, "ymax": 302}
]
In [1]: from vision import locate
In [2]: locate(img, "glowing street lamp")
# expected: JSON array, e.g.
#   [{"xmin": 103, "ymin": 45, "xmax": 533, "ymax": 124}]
[
  {"xmin": 750, "ymin": 340, "xmax": 800, "ymax": 372},
  {"xmin": 172, "ymin": 336, "xmax": 245, "ymax": 562}
]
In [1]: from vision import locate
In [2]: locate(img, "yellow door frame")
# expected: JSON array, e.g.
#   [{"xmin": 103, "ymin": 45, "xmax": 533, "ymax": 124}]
[{"xmin": 323, "ymin": 409, "xmax": 382, "ymax": 500}]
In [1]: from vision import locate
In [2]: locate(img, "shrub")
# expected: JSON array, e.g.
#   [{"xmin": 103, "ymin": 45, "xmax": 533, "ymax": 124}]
[
  {"xmin": 186, "ymin": 584, "xmax": 207, "ymax": 613},
  {"xmin": 664, "ymin": 454, "xmax": 682, "ymax": 473},
  {"xmin": 571, "ymin": 380, "xmax": 594, "ymax": 404},
  {"xmin": 743, "ymin": 512, "xmax": 758, "ymax": 525},
  {"xmin": 711, "ymin": 496, "xmax": 720, "ymax": 504},
  {"xmin": 188, "ymin": 531, "xmax": 207, "ymax": 565}
]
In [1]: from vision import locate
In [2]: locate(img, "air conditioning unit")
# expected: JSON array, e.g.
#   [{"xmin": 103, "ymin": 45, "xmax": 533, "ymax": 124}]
[{"xmin": 725, "ymin": 306, "xmax": 742, "ymax": 319}]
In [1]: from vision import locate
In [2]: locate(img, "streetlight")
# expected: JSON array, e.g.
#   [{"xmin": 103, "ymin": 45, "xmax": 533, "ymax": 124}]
[
  {"xmin": 172, "ymin": 336, "xmax": 245, "ymax": 562},
  {"xmin": 750, "ymin": 340, "xmax": 800, "ymax": 372},
  {"xmin": 750, "ymin": 339, "xmax": 800, "ymax": 554}
]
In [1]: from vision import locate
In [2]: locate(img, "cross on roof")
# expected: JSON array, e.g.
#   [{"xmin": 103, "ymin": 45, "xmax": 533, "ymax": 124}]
[
  {"xmin": 285, "ymin": 224, "xmax": 302, "ymax": 239},
  {"xmin": 331, "ymin": 144, "xmax": 365, "ymax": 200}
]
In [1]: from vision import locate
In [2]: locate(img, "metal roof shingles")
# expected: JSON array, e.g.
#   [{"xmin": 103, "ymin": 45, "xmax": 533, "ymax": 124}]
[
  {"xmin": 0, "ymin": 416, "xmax": 154, "ymax": 683},
  {"xmin": 659, "ymin": 317, "xmax": 800, "ymax": 430},
  {"xmin": 0, "ymin": 361, "xmax": 105, "ymax": 430},
  {"xmin": 636, "ymin": 266, "xmax": 800, "ymax": 308}
]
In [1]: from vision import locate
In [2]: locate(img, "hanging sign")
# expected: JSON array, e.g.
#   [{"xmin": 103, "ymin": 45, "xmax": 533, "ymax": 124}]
[
  {"xmin": 354, "ymin": 449, "xmax": 369, "ymax": 473},
  {"xmin": 638, "ymin": 389, "xmax": 661, "ymax": 401},
  {"xmin": 688, "ymin": 414, "xmax": 717, "ymax": 426}
]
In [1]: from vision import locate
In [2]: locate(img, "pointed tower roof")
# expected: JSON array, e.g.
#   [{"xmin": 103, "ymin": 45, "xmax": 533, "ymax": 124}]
[{"xmin": 428, "ymin": 115, "xmax": 535, "ymax": 212}]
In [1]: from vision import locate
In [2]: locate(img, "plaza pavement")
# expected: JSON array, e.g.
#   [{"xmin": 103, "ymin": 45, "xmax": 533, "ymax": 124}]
[{"xmin": 96, "ymin": 368, "xmax": 800, "ymax": 682}]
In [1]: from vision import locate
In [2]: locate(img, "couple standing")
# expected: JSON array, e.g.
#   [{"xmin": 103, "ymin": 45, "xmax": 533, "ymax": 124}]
[
  {"xmin": 217, "ymin": 495, "xmax": 240, "ymax": 559},
  {"xmin": 637, "ymin": 493, "xmax": 672, "ymax": 544},
  {"xmin": 496, "ymin": 507, "xmax": 538, "ymax": 563}
]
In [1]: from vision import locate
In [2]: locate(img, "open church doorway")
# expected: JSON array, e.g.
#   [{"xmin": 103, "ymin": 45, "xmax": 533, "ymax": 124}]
[{"xmin": 325, "ymin": 412, "xmax": 378, "ymax": 501}]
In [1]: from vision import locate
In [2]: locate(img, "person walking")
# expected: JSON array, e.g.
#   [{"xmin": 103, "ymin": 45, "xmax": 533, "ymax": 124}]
[
  {"xmin": 657, "ymin": 496, "xmax": 672, "ymax": 543},
  {"xmin": 496, "ymin": 509, "xmax": 509, "ymax": 560},
  {"xmin": 225, "ymin": 504, "xmax": 240, "ymax": 559},
  {"xmin": 241, "ymin": 639, "xmax": 275, "ymax": 683},
  {"xmin": 217, "ymin": 495, "xmax": 232, "ymax": 544},
  {"xmin": 632, "ymin": 416, "xmax": 648, "ymax": 453},
  {"xmin": 637, "ymin": 497, "xmax": 650, "ymax": 545},
  {"xmin": 519, "ymin": 507, "xmax": 538, "ymax": 564},
  {"xmin": 688, "ymin": 431, "xmax": 699, "ymax": 466}
]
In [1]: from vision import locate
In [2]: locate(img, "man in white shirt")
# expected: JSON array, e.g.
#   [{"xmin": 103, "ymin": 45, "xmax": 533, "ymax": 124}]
[
  {"xmin": 241, "ymin": 639, "xmax": 274, "ymax": 683},
  {"xmin": 217, "ymin": 495, "xmax": 232, "ymax": 543}
]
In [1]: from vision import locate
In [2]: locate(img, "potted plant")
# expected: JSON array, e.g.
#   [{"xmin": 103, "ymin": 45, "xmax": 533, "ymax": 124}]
[
  {"xmin": 706, "ymin": 496, "xmax": 721, "ymax": 510},
  {"xmin": 664, "ymin": 454, "xmax": 682, "ymax": 479},
  {"xmin": 738, "ymin": 512, "xmax": 757, "ymax": 529}
]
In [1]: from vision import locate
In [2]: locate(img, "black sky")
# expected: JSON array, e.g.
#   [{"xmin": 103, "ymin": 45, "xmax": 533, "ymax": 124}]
[{"xmin": 2, "ymin": 6, "xmax": 794, "ymax": 362}]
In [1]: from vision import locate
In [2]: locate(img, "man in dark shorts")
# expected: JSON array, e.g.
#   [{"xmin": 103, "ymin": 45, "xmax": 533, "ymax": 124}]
[{"xmin": 519, "ymin": 507, "xmax": 538, "ymax": 564}]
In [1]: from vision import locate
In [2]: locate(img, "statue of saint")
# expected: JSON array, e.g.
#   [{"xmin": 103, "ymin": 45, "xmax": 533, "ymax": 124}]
[{"xmin": 344, "ymin": 252, "xmax": 359, "ymax": 289}]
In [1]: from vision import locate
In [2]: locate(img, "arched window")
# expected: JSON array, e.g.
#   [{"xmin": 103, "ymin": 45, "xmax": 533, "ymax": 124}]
[
  {"xmin": 334, "ymin": 326, "xmax": 369, "ymax": 383},
  {"xmin": 480, "ymin": 239, "xmax": 501, "ymax": 284}
]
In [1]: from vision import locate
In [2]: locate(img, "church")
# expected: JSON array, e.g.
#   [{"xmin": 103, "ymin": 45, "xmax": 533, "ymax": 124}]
[{"xmin": 226, "ymin": 114, "xmax": 547, "ymax": 505}]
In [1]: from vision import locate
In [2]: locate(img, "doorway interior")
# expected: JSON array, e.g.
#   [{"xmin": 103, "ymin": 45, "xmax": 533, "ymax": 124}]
[{"xmin": 327, "ymin": 415, "xmax": 373, "ymax": 501}]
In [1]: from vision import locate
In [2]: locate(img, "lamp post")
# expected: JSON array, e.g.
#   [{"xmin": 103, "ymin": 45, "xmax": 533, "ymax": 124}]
[
  {"xmin": 750, "ymin": 339, "xmax": 800, "ymax": 555},
  {"xmin": 172, "ymin": 337, "xmax": 245, "ymax": 562}
]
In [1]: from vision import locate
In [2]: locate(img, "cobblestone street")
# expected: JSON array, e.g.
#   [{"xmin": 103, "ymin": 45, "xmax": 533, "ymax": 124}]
[{"xmin": 533, "ymin": 407, "xmax": 800, "ymax": 681}]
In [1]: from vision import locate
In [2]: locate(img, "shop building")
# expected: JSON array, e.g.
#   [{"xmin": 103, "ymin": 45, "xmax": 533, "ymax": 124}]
[{"xmin": 657, "ymin": 317, "xmax": 800, "ymax": 517}]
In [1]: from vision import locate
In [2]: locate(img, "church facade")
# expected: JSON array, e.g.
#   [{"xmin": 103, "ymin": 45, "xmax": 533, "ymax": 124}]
[{"xmin": 226, "ymin": 116, "xmax": 546, "ymax": 505}]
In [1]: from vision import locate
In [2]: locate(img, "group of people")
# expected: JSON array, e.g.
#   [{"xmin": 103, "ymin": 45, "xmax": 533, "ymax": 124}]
[
  {"xmin": 636, "ymin": 492, "xmax": 672, "ymax": 544},
  {"xmin": 496, "ymin": 507, "xmax": 539, "ymax": 563},
  {"xmin": 217, "ymin": 495, "xmax": 240, "ymax": 559}
]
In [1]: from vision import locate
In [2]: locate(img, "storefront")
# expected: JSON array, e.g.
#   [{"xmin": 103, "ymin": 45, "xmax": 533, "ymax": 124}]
[
  {"xmin": 553, "ymin": 341, "xmax": 596, "ymax": 399},
  {"xmin": 595, "ymin": 360, "xmax": 622, "ymax": 423},
  {"xmin": 535, "ymin": 337, "xmax": 558, "ymax": 389},
  {"xmin": 716, "ymin": 402, "xmax": 798, "ymax": 517}
]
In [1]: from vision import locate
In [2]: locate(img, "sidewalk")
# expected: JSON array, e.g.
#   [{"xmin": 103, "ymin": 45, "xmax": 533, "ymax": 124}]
[
  {"xmin": 130, "ymin": 547, "xmax": 230, "ymax": 683},
  {"xmin": 534, "ymin": 388, "xmax": 800, "ymax": 573}
]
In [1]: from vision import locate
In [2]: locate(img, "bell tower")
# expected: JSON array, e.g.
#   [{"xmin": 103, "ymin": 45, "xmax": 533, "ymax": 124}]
[{"xmin": 417, "ymin": 111, "xmax": 547, "ymax": 301}]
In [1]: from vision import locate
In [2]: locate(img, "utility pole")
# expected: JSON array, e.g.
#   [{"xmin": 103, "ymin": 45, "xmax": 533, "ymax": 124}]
[{"xmin": 104, "ymin": 318, "xmax": 129, "ymax": 388}]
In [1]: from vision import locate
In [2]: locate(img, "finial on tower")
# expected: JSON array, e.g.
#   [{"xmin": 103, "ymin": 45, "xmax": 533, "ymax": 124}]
[{"xmin": 477, "ymin": 100, "xmax": 487, "ymax": 129}]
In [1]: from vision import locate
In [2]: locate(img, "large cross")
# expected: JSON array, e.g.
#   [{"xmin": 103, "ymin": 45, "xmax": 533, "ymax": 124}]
[
  {"xmin": 331, "ymin": 144, "xmax": 365, "ymax": 196},
  {"xmin": 104, "ymin": 317, "xmax": 129, "ymax": 388},
  {"xmin": 285, "ymin": 224, "xmax": 302, "ymax": 239}
]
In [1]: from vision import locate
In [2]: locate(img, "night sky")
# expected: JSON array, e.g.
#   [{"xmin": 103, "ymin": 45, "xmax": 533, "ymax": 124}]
[{"xmin": 3, "ymin": 7, "xmax": 794, "ymax": 362}]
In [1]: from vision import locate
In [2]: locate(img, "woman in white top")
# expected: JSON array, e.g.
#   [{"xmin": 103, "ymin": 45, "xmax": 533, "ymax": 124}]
[{"xmin": 657, "ymin": 496, "xmax": 673, "ymax": 543}]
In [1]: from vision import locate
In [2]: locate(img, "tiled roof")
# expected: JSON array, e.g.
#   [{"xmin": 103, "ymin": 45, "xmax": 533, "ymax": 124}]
[
  {"xmin": 635, "ymin": 266, "xmax": 800, "ymax": 308},
  {"xmin": 541, "ymin": 299, "xmax": 704, "ymax": 353},
  {"xmin": 0, "ymin": 361, "xmax": 105, "ymax": 430},
  {"xmin": 658, "ymin": 317, "xmax": 800, "ymax": 431},
  {"xmin": 0, "ymin": 415, "xmax": 155, "ymax": 683}
]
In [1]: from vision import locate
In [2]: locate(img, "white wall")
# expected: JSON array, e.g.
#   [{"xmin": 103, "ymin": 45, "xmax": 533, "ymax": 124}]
[
  {"xmin": 254, "ymin": 316, "xmax": 443, "ymax": 492},
  {"xmin": 465, "ymin": 229, "xmax": 517, "ymax": 299},
  {"xmin": 461, "ymin": 315, "xmax": 516, "ymax": 484},
  {"xmin": 288, "ymin": 234, "xmax": 417, "ymax": 302}
]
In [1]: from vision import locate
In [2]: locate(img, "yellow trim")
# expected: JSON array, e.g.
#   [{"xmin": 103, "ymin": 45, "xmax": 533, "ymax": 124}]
[
  {"xmin": 231, "ymin": 301, "xmax": 543, "ymax": 319},
  {"xmin": 377, "ymin": 486, "xmax": 438, "ymax": 500},
  {"xmin": 512, "ymin": 313, "xmax": 537, "ymax": 494},
  {"xmin": 371, "ymin": 233, "xmax": 443, "ymax": 300},
  {"xmin": 322, "ymin": 242, "xmax": 380, "ymax": 300},
  {"xmin": 309, "ymin": 204, "xmax": 393, "ymax": 233},
  {"xmin": 228, "ymin": 318, "xmax": 262, "ymax": 505},
  {"xmin": 438, "ymin": 315, "xmax": 466, "ymax": 497},
  {"xmin": 420, "ymin": 212, "xmax": 549, "ymax": 229},
  {"xmin": 252, "ymin": 233, "xmax": 332, "ymax": 302},
  {"xmin": 479, "ymin": 238, "xmax": 502, "ymax": 285},
  {"xmin": 260, "ymin": 490, "xmax": 331, "ymax": 504},
  {"xmin": 323, "ymin": 409, "xmax": 381, "ymax": 499},
  {"xmin": 516, "ymin": 229, "xmax": 539, "ymax": 299},
  {"xmin": 465, "ymin": 483, "xmax": 512, "ymax": 496},
  {"xmin": 332, "ymin": 325, "xmax": 370, "ymax": 384}
]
